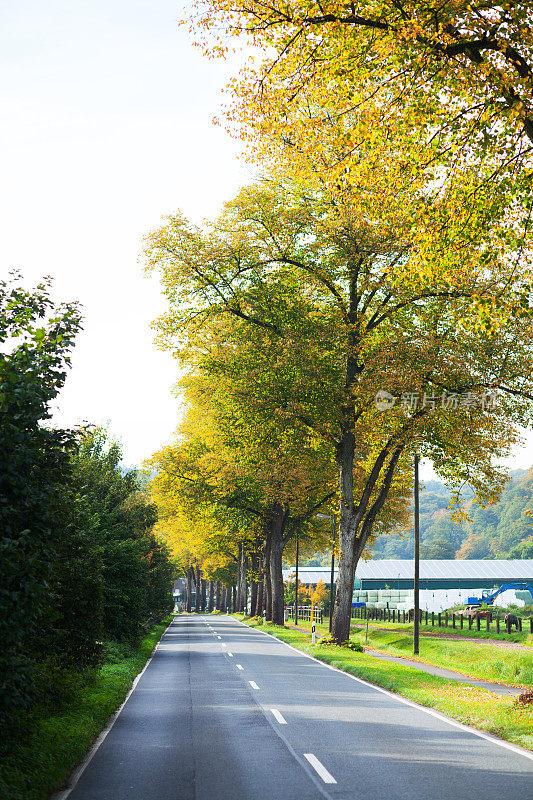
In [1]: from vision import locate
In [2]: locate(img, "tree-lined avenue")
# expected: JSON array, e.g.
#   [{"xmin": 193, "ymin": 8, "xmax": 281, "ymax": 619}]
[{"xmin": 60, "ymin": 615, "xmax": 532, "ymax": 800}]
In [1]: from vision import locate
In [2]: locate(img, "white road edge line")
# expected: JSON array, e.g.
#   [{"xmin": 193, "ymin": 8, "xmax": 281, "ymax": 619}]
[
  {"xmin": 228, "ymin": 652, "xmax": 233, "ymax": 657},
  {"xmin": 270, "ymin": 708, "xmax": 287, "ymax": 724},
  {"xmin": 249, "ymin": 680, "xmax": 260, "ymax": 690},
  {"xmin": 237, "ymin": 664, "xmax": 244, "ymax": 670},
  {"xmin": 233, "ymin": 617, "xmax": 533, "ymax": 763},
  {"xmin": 50, "ymin": 617, "xmax": 175, "ymax": 800},
  {"xmin": 304, "ymin": 754, "xmax": 337, "ymax": 784}
]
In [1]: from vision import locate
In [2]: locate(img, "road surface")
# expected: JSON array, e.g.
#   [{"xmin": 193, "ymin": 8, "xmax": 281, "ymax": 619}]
[{"xmin": 58, "ymin": 614, "xmax": 533, "ymax": 800}]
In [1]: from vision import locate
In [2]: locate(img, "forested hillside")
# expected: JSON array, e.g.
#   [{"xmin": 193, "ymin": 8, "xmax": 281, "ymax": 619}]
[{"xmin": 370, "ymin": 469, "xmax": 533, "ymax": 560}]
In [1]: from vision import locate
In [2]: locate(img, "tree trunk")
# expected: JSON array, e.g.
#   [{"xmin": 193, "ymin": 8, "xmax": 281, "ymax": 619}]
[
  {"xmin": 201, "ymin": 579, "xmax": 207, "ymax": 612},
  {"xmin": 332, "ymin": 427, "xmax": 405, "ymax": 643},
  {"xmin": 207, "ymin": 580, "xmax": 214, "ymax": 612},
  {"xmin": 232, "ymin": 585, "xmax": 237, "ymax": 612},
  {"xmin": 215, "ymin": 580, "xmax": 221, "ymax": 610},
  {"xmin": 237, "ymin": 543, "xmax": 248, "ymax": 611},
  {"xmin": 263, "ymin": 534, "xmax": 272, "ymax": 621},
  {"xmin": 186, "ymin": 568, "xmax": 193, "ymax": 613},
  {"xmin": 250, "ymin": 553, "xmax": 258, "ymax": 616},
  {"xmin": 195, "ymin": 566, "xmax": 201, "ymax": 613},
  {"xmin": 255, "ymin": 576, "xmax": 263, "ymax": 616},
  {"xmin": 270, "ymin": 503, "xmax": 286, "ymax": 625}
]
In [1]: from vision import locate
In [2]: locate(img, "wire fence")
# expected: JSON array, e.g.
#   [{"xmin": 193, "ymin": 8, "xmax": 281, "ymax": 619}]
[{"xmin": 350, "ymin": 605, "xmax": 532, "ymax": 634}]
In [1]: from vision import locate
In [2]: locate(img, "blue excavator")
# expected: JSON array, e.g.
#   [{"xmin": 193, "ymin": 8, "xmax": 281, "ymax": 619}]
[{"xmin": 467, "ymin": 582, "xmax": 533, "ymax": 606}]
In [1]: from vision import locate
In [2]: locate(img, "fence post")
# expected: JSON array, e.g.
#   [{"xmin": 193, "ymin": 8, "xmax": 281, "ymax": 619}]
[
  {"xmin": 431, "ymin": 611, "xmax": 434, "ymax": 626},
  {"xmin": 445, "ymin": 612, "xmax": 448, "ymax": 627},
  {"xmin": 438, "ymin": 612, "xmax": 441, "ymax": 627},
  {"xmin": 476, "ymin": 616, "xmax": 480, "ymax": 631},
  {"xmin": 518, "ymin": 617, "xmax": 523, "ymax": 632},
  {"xmin": 425, "ymin": 610, "xmax": 428, "ymax": 626},
  {"xmin": 496, "ymin": 616, "xmax": 500, "ymax": 633},
  {"xmin": 469, "ymin": 616, "xmax": 473, "ymax": 629},
  {"xmin": 530, "ymin": 617, "xmax": 533, "ymax": 634}
]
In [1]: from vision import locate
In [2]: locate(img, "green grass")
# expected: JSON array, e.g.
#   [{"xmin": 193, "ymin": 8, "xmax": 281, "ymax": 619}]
[
  {"xmin": 349, "ymin": 626, "xmax": 533, "ymax": 686},
  {"xmin": 0, "ymin": 616, "xmax": 173, "ymax": 800},
  {"xmin": 284, "ymin": 618, "xmax": 533, "ymax": 686},
  {"xmin": 351, "ymin": 616, "xmax": 533, "ymax": 645},
  {"xmin": 234, "ymin": 615, "xmax": 533, "ymax": 751}
]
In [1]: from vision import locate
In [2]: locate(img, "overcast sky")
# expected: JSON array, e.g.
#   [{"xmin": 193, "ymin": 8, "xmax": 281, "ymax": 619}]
[{"xmin": 1, "ymin": 0, "xmax": 531, "ymax": 477}]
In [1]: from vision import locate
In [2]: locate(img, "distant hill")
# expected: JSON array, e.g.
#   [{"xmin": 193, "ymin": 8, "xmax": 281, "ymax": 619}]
[
  {"xmin": 302, "ymin": 467, "xmax": 533, "ymax": 567},
  {"xmin": 371, "ymin": 467, "xmax": 533, "ymax": 560}
]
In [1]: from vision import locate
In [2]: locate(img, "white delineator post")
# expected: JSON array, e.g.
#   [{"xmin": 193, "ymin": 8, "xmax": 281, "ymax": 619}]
[{"xmin": 312, "ymin": 604, "xmax": 316, "ymax": 644}]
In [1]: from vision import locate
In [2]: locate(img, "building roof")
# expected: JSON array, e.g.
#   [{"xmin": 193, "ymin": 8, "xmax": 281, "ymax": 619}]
[{"xmin": 283, "ymin": 560, "xmax": 533, "ymax": 584}]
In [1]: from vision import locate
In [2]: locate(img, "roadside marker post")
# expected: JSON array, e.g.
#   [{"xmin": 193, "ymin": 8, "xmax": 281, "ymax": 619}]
[
  {"xmin": 311, "ymin": 604, "xmax": 316, "ymax": 644},
  {"xmin": 263, "ymin": 609, "xmax": 266, "ymax": 624}
]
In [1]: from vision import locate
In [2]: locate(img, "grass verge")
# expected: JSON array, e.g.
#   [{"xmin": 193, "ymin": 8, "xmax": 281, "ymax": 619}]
[
  {"xmin": 234, "ymin": 615, "xmax": 533, "ymax": 752},
  {"xmin": 350, "ymin": 617, "xmax": 533, "ymax": 646},
  {"xmin": 284, "ymin": 619, "xmax": 533, "ymax": 687},
  {"xmin": 0, "ymin": 615, "xmax": 173, "ymax": 800}
]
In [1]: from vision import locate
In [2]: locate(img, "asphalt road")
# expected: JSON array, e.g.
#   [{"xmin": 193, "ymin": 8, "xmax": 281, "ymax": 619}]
[{"xmin": 60, "ymin": 614, "xmax": 533, "ymax": 800}]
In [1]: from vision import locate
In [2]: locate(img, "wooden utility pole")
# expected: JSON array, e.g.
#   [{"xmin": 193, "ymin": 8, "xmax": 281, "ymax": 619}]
[
  {"xmin": 294, "ymin": 529, "xmax": 299, "ymax": 625},
  {"xmin": 329, "ymin": 514, "xmax": 337, "ymax": 633},
  {"xmin": 414, "ymin": 454, "xmax": 420, "ymax": 655}
]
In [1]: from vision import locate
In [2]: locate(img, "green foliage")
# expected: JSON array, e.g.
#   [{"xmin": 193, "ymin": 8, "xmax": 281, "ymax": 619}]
[
  {"xmin": 0, "ymin": 274, "xmax": 82, "ymax": 728},
  {"xmin": 0, "ymin": 274, "xmax": 173, "ymax": 733},
  {"xmin": 317, "ymin": 635, "xmax": 363, "ymax": 651},
  {"xmin": 69, "ymin": 428, "xmax": 174, "ymax": 643},
  {"xmin": 370, "ymin": 469, "xmax": 533, "ymax": 559},
  {"xmin": 0, "ymin": 616, "xmax": 172, "ymax": 800},
  {"xmin": 419, "ymin": 537, "xmax": 457, "ymax": 560}
]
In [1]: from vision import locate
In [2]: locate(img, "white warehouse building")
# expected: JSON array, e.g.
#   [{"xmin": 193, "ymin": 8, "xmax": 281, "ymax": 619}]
[{"xmin": 282, "ymin": 559, "xmax": 533, "ymax": 613}]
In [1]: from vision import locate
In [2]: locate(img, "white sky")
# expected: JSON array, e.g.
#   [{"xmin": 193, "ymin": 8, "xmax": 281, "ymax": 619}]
[{"xmin": 1, "ymin": 0, "xmax": 531, "ymax": 476}]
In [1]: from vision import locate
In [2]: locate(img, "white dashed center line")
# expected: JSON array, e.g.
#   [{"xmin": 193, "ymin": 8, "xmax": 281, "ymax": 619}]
[
  {"xmin": 237, "ymin": 664, "xmax": 244, "ymax": 670},
  {"xmin": 249, "ymin": 681, "xmax": 260, "ymax": 690},
  {"xmin": 227, "ymin": 652, "xmax": 233, "ymax": 657},
  {"xmin": 304, "ymin": 754, "xmax": 337, "ymax": 784},
  {"xmin": 270, "ymin": 709, "xmax": 287, "ymax": 724}
]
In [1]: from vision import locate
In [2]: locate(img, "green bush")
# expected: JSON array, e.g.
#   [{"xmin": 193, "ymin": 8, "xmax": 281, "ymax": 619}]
[{"xmin": 317, "ymin": 635, "xmax": 363, "ymax": 652}]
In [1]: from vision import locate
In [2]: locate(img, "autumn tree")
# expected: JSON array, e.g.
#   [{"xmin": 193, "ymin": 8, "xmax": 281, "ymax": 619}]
[
  {"xmin": 146, "ymin": 177, "xmax": 533, "ymax": 641},
  {"xmin": 148, "ymin": 369, "xmax": 341, "ymax": 623},
  {"xmin": 187, "ymin": 1, "xmax": 533, "ymax": 332}
]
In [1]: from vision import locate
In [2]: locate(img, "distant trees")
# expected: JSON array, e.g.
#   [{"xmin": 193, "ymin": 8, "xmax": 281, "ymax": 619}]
[
  {"xmin": 419, "ymin": 538, "xmax": 456, "ymax": 560},
  {"xmin": 371, "ymin": 469, "xmax": 533, "ymax": 560}
]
